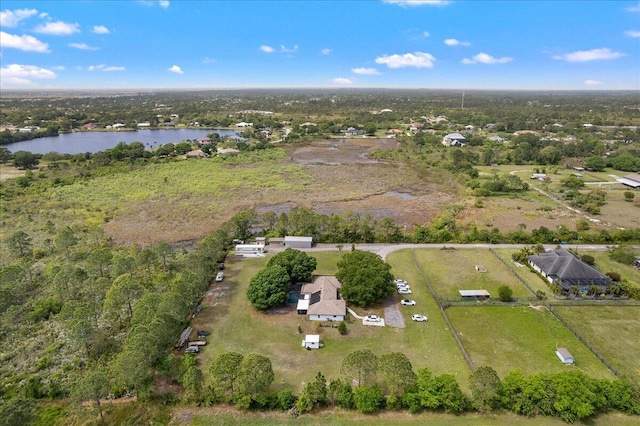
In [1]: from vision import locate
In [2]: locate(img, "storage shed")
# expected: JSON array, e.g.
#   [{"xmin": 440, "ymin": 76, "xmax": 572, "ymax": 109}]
[
  {"xmin": 459, "ymin": 290, "xmax": 491, "ymax": 300},
  {"xmin": 301, "ymin": 334, "xmax": 321, "ymax": 349},
  {"xmin": 556, "ymin": 348, "xmax": 574, "ymax": 364},
  {"xmin": 284, "ymin": 236, "xmax": 313, "ymax": 249}
]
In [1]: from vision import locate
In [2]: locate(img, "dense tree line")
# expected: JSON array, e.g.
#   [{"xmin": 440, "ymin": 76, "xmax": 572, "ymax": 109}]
[{"xmin": 178, "ymin": 349, "xmax": 640, "ymax": 422}]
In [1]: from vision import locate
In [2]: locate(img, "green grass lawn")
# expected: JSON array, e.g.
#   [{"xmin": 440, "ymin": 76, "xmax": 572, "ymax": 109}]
[
  {"xmin": 492, "ymin": 248, "xmax": 556, "ymax": 295},
  {"xmin": 194, "ymin": 249, "xmax": 471, "ymax": 393},
  {"xmin": 412, "ymin": 248, "xmax": 533, "ymax": 298},
  {"xmin": 553, "ymin": 306, "xmax": 640, "ymax": 384},
  {"xmin": 445, "ymin": 306, "xmax": 616, "ymax": 380}
]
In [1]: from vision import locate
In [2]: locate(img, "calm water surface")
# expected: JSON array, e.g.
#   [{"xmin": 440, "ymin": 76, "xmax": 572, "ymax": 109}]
[{"xmin": 3, "ymin": 129, "xmax": 239, "ymax": 154}]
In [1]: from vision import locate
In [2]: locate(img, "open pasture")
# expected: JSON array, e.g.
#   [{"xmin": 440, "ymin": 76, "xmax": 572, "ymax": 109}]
[
  {"xmin": 446, "ymin": 306, "xmax": 616, "ymax": 380},
  {"xmin": 412, "ymin": 248, "xmax": 534, "ymax": 298},
  {"xmin": 553, "ymin": 306, "xmax": 640, "ymax": 384}
]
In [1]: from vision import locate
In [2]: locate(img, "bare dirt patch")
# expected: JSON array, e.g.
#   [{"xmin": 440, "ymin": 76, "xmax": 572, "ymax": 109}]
[{"xmin": 291, "ymin": 138, "xmax": 400, "ymax": 165}]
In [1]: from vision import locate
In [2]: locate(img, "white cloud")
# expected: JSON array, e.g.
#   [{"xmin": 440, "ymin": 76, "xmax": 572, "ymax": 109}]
[
  {"xmin": 352, "ymin": 67, "xmax": 380, "ymax": 75},
  {"xmin": 552, "ymin": 48, "xmax": 625, "ymax": 62},
  {"xmin": 280, "ymin": 44, "xmax": 298, "ymax": 53},
  {"xmin": 625, "ymin": 30, "xmax": 640, "ymax": 38},
  {"xmin": 260, "ymin": 45, "xmax": 275, "ymax": 53},
  {"xmin": 444, "ymin": 38, "xmax": 470, "ymax": 46},
  {"xmin": 627, "ymin": 2, "xmax": 640, "ymax": 12},
  {"xmin": 321, "ymin": 48, "xmax": 332, "ymax": 55},
  {"xmin": 92, "ymin": 25, "xmax": 110, "ymax": 34},
  {"xmin": 51, "ymin": 65, "xmax": 65, "ymax": 71},
  {"xmin": 383, "ymin": 0, "xmax": 450, "ymax": 6},
  {"xmin": 584, "ymin": 79, "xmax": 602, "ymax": 86},
  {"xmin": 332, "ymin": 78, "xmax": 352, "ymax": 85},
  {"xmin": 0, "ymin": 64, "xmax": 56, "ymax": 85},
  {"xmin": 462, "ymin": 52, "xmax": 513, "ymax": 64},
  {"xmin": 69, "ymin": 42, "xmax": 99, "ymax": 51},
  {"xmin": 0, "ymin": 8, "xmax": 38, "ymax": 27},
  {"xmin": 202, "ymin": 57, "xmax": 216, "ymax": 63},
  {"xmin": 375, "ymin": 51, "xmax": 436, "ymax": 68},
  {"xmin": 423, "ymin": 31, "xmax": 430, "ymax": 37},
  {"xmin": 87, "ymin": 64, "xmax": 125, "ymax": 72},
  {"xmin": 168, "ymin": 65, "xmax": 183, "ymax": 74},
  {"xmin": 0, "ymin": 31, "xmax": 49, "ymax": 52},
  {"xmin": 138, "ymin": 0, "xmax": 170, "ymax": 7},
  {"xmin": 34, "ymin": 21, "xmax": 80, "ymax": 36}
]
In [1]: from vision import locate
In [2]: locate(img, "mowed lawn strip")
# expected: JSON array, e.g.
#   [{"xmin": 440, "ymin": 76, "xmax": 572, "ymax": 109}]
[
  {"xmin": 413, "ymin": 248, "xmax": 532, "ymax": 298},
  {"xmin": 446, "ymin": 306, "xmax": 615, "ymax": 380},
  {"xmin": 187, "ymin": 406, "xmax": 640, "ymax": 425},
  {"xmin": 492, "ymin": 248, "xmax": 555, "ymax": 295},
  {"xmin": 386, "ymin": 249, "xmax": 471, "ymax": 388},
  {"xmin": 553, "ymin": 306, "xmax": 640, "ymax": 384},
  {"xmin": 198, "ymin": 251, "xmax": 470, "ymax": 393}
]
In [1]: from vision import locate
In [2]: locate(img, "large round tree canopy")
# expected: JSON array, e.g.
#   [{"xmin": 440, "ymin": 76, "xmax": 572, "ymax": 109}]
[{"xmin": 336, "ymin": 250, "xmax": 394, "ymax": 307}]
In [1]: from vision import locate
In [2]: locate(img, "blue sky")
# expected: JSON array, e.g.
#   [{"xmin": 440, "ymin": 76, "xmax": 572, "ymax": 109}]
[{"xmin": 1, "ymin": 0, "xmax": 639, "ymax": 90}]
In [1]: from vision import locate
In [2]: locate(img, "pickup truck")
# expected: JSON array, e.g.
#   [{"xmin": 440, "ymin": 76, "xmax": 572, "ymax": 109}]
[{"xmin": 185, "ymin": 346, "xmax": 199, "ymax": 354}]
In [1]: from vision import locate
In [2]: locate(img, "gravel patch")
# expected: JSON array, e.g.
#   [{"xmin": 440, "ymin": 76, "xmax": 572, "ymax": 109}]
[{"xmin": 383, "ymin": 296, "xmax": 406, "ymax": 328}]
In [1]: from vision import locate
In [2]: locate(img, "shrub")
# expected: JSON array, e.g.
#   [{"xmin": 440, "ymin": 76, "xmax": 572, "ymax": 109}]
[
  {"xmin": 498, "ymin": 285, "xmax": 513, "ymax": 302},
  {"xmin": 338, "ymin": 321, "xmax": 347, "ymax": 335},
  {"xmin": 580, "ymin": 254, "xmax": 595, "ymax": 266},
  {"xmin": 606, "ymin": 272, "xmax": 621, "ymax": 282}
]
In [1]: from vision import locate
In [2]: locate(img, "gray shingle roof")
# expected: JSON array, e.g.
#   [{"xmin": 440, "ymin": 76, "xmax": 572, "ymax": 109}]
[{"xmin": 528, "ymin": 249, "xmax": 612, "ymax": 289}]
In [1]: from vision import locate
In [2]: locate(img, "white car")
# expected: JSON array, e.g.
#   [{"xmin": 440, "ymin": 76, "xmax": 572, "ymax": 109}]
[
  {"xmin": 394, "ymin": 279, "xmax": 408, "ymax": 285},
  {"xmin": 398, "ymin": 288, "xmax": 412, "ymax": 294},
  {"xmin": 412, "ymin": 314, "xmax": 428, "ymax": 322},
  {"xmin": 400, "ymin": 299, "xmax": 416, "ymax": 306},
  {"xmin": 363, "ymin": 315, "xmax": 382, "ymax": 322}
]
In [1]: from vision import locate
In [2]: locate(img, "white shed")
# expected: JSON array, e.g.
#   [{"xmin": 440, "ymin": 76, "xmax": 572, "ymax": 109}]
[
  {"xmin": 556, "ymin": 348, "xmax": 574, "ymax": 364},
  {"xmin": 301, "ymin": 334, "xmax": 321, "ymax": 349},
  {"xmin": 284, "ymin": 236, "xmax": 313, "ymax": 249}
]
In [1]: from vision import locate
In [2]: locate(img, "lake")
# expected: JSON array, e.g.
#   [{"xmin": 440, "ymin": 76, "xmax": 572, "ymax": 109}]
[{"xmin": 2, "ymin": 128, "xmax": 241, "ymax": 155}]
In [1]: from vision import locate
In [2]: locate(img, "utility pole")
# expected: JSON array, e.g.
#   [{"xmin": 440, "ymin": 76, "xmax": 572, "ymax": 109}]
[{"xmin": 461, "ymin": 90, "xmax": 465, "ymax": 110}]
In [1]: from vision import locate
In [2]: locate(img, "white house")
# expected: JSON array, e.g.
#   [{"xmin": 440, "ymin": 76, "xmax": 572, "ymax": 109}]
[
  {"xmin": 301, "ymin": 334, "xmax": 321, "ymax": 349},
  {"xmin": 235, "ymin": 122, "xmax": 253, "ymax": 127},
  {"xmin": 442, "ymin": 132, "xmax": 467, "ymax": 146},
  {"xmin": 556, "ymin": 348, "xmax": 574, "ymax": 364},
  {"xmin": 297, "ymin": 276, "xmax": 346, "ymax": 322}
]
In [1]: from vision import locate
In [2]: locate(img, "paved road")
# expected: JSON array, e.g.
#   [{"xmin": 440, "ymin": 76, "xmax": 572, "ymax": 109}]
[{"xmin": 271, "ymin": 243, "xmax": 614, "ymax": 260}]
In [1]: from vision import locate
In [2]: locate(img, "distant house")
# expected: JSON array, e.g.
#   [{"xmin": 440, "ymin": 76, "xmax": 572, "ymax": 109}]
[
  {"xmin": 269, "ymin": 237, "xmax": 285, "ymax": 246},
  {"xmin": 556, "ymin": 348, "xmax": 574, "ymax": 364},
  {"xmin": 442, "ymin": 132, "xmax": 467, "ymax": 146},
  {"xmin": 459, "ymin": 290, "xmax": 491, "ymax": 300},
  {"xmin": 297, "ymin": 276, "xmax": 346, "ymax": 321},
  {"xmin": 137, "ymin": 122, "xmax": 151, "ymax": 128},
  {"xmin": 185, "ymin": 149, "xmax": 205, "ymax": 158},
  {"xmin": 380, "ymin": 108, "xmax": 393, "ymax": 113},
  {"xmin": 284, "ymin": 236, "xmax": 313, "ymax": 249},
  {"xmin": 345, "ymin": 127, "xmax": 362, "ymax": 136},
  {"xmin": 531, "ymin": 173, "xmax": 547, "ymax": 180},
  {"xmin": 235, "ymin": 122, "xmax": 253, "ymax": 127},
  {"xmin": 489, "ymin": 135, "xmax": 506, "ymax": 142},
  {"xmin": 216, "ymin": 147, "xmax": 240, "ymax": 154},
  {"xmin": 616, "ymin": 174, "xmax": 640, "ymax": 189},
  {"xmin": 528, "ymin": 249, "xmax": 612, "ymax": 294},
  {"xmin": 197, "ymin": 137, "xmax": 212, "ymax": 145},
  {"xmin": 112, "ymin": 123, "xmax": 125, "ymax": 129},
  {"xmin": 386, "ymin": 129, "xmax": 403, "ymax": 136}
]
